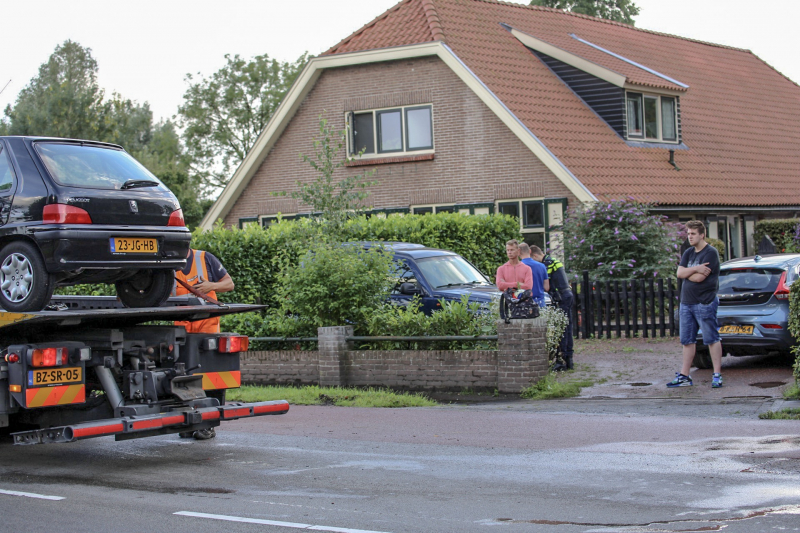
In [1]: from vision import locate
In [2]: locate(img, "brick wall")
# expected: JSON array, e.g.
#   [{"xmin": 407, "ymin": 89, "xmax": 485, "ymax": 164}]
[
  {"xmin": 238, "ymin": 319, "xmax": 548, "ymax": 393},
  {"xmin": 223, "ymin": 56, "xmax": 579, "ymax": 226}
]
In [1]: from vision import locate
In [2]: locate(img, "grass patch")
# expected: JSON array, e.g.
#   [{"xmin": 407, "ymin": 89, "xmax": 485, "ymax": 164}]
[
  {"xmin": 783, "ymin": 383, "xmax": 800, "ymax": 400},
  {"xmin": 227, "ymin": 385, "xmax": 437, "ymax": 407},
  {"xmin": 520, "ymin": 374, "xmax": 594, "ymax": 400},
  {"xmin": 759, "ymin": 407, "xmax": 800, "ymax": 420}
]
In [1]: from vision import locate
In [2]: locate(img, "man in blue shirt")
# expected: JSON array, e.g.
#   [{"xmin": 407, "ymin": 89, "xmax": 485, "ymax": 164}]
[{"xmin": 519, "ymin": 243, "xmax": 548, "ymax": 306}]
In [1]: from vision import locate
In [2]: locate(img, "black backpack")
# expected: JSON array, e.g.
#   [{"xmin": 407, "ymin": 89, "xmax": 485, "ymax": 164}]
[{"xmin": 500, "ymin": 289, "xmax": 540, "ymax": 323}]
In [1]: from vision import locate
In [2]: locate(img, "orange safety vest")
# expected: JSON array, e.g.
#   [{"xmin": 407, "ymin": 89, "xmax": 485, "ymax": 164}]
[{"xmin": 173, "ymin": 249, "xmax": 220, "ymax": 334}]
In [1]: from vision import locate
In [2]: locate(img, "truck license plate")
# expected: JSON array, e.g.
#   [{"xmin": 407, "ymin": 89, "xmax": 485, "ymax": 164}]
[
  {"xmin": 28, "ymin": 367, "xmax": 83, "ymax": 387},
  {"xmin": 110, "ymin": 237, "xmax": 158, "ymax": 254}
]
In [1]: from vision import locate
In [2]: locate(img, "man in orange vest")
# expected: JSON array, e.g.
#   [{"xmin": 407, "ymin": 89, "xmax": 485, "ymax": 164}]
[
  {"xmin": 175, "ymin": 248, "xmax": 234, "ymax": 441},
  {"xmin": 174, "ymin": 248, "xmax": 234, "ymax": 334}
]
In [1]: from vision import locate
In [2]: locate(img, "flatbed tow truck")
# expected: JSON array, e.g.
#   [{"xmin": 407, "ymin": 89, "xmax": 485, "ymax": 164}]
[{"xmin": 0, "ymin": 296, "xmax": 288, "ymax": 445}]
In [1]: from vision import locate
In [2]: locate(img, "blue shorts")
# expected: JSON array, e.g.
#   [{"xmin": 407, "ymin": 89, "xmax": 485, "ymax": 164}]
[{"xmin": 679, "ymin": 298, "xmax": 720, "ymax": 346}]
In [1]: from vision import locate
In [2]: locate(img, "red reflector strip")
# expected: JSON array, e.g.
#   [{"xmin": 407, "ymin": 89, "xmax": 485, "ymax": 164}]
[
  {"xmin": 201, "ymin": 411, "xmax": 221, "ymax": 421},
  {"xmin": 253, "ymin": 403, "xmax": 290, "ymax": 415},
  {"xmin": 223, "ymin": 407, "xmax": 251, "ymax": 419},
  {"xmin": 762, "ymin": 324, "xmax": 783, "ymax": 329},
  {"xmin": 71, "ymin": 422, "xmax": 124, "ymax": 439},
  {"xmin": 131, "ymin": 419, "xmax": 165, "ymax": 431},
  {"xmin": 25, "ymin": 385, "xmax": 85, "ymax": 408},
  {"xmin": 162, "ymin": 415, "xmax": 185, "ymax": 425}
]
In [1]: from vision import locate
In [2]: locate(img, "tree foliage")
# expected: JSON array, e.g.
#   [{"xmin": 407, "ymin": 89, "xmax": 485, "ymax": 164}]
[
  {"xmin": 555, "ymin": 198, "xmax": 684, "ymax": 280},
  {"xmin": 529, "ymin": 0, "xmax": 640, "ymax": 25},
  {"xmin": 286, "ymin": 115, "xmax": 376, "ymax": 240},
  {"xmin": 178, "ymin": 52, "xmax": 309, "ymax": 194},
  {"xmin": 0, "ymin": 40, "xmax": 209, "ymax": 228}
]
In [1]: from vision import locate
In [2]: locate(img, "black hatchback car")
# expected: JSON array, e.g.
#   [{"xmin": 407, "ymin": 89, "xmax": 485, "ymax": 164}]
[{"xmin": 0, "ymin": 137, "xmax": 191, "ymax": 311}]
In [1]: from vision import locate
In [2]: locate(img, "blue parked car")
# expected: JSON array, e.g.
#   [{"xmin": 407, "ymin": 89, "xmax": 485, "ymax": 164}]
[
  {"xmin": 360, "ymin": 242, "xmax": 550, "ymax": 315},
  {"xmin": 694, "ymin": 253, "xmax": 800, "ymax": 368},
  {"xmin": 359, "ymin": 242, "xmax": 497, "ymax": 314}
]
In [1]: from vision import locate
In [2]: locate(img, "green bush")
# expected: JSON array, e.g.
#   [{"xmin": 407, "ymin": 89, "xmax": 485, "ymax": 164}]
[
  {"xmin": 705, "ymin": 237, "xmax": 726, "ymax": 259},
  {"xmin": 788, "ymin": 280, "xmax": 800, "ymax": 385},
  {"xmin": 557, "ymin": 198, "xmax": 684, "ymax": 280},
  {"xmin": 754, "ymin": 219, "xmax": 800, "ymax": 253}
]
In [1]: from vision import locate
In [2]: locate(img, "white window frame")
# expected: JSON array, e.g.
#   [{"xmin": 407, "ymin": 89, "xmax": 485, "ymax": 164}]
[
  {"xmin": 346, "ymin": 104, "xmax": 434, "ymax": 159},
  {"xmin": 625, "ymin": 91, "xmax": 679, "ymax": 144}
]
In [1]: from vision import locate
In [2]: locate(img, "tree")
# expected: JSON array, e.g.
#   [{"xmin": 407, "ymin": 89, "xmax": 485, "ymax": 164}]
[
  {"xmin": 1, "ymin": 40, "xmax": 210, "ymax": 228},
  {"xmin": 178, "ymin": 52, "xmax": 309, "ymax": 195},
  {"xmin": 287, "ymin": 114, "xmax": 376, "ymax": 241},
  {"xmin": 529, "ymin": 0, "xmax": 640, "ymax": 25}
]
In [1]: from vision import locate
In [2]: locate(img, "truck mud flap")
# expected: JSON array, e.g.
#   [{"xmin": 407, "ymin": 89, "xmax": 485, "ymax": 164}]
[{"xmin": 11, "ymin": 400, "xmax": 289, "ymax": 445}]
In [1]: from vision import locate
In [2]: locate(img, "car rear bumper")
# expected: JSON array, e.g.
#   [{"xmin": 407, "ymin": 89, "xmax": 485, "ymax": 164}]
[{"xmin": 31, "ymin": 225, "xmax": 191, "ymax": 272}]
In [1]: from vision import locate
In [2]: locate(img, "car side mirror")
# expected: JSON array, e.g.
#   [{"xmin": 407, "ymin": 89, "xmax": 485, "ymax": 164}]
[{"xmin": 399, "ymin": 282, "xmax": 422, "ymax": 295}]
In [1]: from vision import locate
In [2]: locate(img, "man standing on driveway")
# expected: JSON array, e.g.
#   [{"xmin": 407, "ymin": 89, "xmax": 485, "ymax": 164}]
[
  {"xmin": 532, "ymin": 246, "xmax": 574, "ymax": 370},
  {"xmin": 496, "ymin": 239, "xmax": 533, "ymax": 291},
  {"xmin": 519, "ymin": 243, "xmax": 549, "ymax": 307},
  {"xmin": 669, "ymin": 220, "xmax": 723, "ymax": 388}
]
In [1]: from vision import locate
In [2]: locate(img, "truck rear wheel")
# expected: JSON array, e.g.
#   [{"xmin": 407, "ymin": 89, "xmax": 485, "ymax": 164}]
[{"xmin": 116, "ymin": 269, "xmax": 173, "ymax": 308}]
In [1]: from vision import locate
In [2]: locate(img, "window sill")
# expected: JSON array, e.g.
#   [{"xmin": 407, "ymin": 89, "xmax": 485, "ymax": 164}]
[{"xmin": 345, "ymin": 153, "xmax": 435, "ymax": 167}]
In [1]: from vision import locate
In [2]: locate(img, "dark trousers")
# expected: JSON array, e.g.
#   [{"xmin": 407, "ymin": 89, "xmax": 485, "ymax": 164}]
[{"xmin": 558, "ymin": 290, "xmax": 574, "ymax": 357}]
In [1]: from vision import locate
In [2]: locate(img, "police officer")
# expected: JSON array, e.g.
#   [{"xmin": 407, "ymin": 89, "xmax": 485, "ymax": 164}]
[{"xmin": 531, "ymin": 246, "xmax": 574, "ymax": 371}]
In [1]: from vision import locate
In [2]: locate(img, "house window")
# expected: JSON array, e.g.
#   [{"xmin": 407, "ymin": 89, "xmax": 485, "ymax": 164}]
[
  {"xmin": 348, "ymin": 105, "xmax": 433, "ymax": 157},
  {"xmin": 626, "ymin": 92, "xmax": 678, "ymax": 143},
  {"xmin": 497, "ymin": 198, "xmax": 546, "ymax": 245}
]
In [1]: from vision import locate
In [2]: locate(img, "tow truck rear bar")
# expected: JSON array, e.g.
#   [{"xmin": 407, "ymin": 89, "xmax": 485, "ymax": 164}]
[{"xmin": 12, "ymin": 400, "xmax": 289, "ymax": 445}]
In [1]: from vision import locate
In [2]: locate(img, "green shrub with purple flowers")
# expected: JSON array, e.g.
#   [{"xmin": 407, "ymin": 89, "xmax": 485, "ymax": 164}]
[{"xmin": 554, "ymin": 198, "xmax": 684, "ymax": 280}]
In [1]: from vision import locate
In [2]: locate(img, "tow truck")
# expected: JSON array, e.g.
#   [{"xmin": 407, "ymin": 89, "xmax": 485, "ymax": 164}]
[{"xmin": 0, "ymin": 296, "xmax": 288, "ymax": 445}]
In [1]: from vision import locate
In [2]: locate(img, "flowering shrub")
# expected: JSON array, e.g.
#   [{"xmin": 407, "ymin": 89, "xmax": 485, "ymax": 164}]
[{"xmin": 554, "ymin": 198, "xmax": 684, "ymax": 280}]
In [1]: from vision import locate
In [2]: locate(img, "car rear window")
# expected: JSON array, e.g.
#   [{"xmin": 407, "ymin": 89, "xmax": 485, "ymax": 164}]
[
  {"xmin": 718, "ymin": 268, "xmax": 783, "ymax": 294},
  {"xmin": 35, "ymin": 142, "xmax": 165, "ymax": 190}
]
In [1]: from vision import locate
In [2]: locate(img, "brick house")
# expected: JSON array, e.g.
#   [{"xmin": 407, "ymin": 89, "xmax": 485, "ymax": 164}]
[{"xmin": 202, "ymin": 0, "xmax": 800, "ymax": 259}]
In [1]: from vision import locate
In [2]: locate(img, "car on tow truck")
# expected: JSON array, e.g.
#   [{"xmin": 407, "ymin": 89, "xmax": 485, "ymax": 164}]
[{"xmin": 0, "ymin": 137, "xmax": 190, "ymax": 312}]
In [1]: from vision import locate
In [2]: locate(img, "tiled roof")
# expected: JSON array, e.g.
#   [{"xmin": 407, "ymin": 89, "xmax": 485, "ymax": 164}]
[{"xmin": 324, "ymin": 0, "xmax": 800, "ymax": 207}]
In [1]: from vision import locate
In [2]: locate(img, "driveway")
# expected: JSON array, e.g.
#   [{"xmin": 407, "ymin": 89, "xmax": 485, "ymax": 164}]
[{"xmin": 566, "ymin": 337, "xmax": 796, "ymax": 400}]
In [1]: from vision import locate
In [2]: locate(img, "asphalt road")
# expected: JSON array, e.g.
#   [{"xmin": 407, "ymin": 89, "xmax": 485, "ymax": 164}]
[{"xmin": 2, "ymin": 398, "xmax": 799, "ymax": 533}]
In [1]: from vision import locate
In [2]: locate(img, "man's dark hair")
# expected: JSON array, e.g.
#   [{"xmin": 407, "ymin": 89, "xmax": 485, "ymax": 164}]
[
  {"xmin": 530, "ymin": 245, "xmax": 544, "ymax": 256},
  {"xmin": 685, "ymin": 220, "xmax": 706, "ymax": 236}
]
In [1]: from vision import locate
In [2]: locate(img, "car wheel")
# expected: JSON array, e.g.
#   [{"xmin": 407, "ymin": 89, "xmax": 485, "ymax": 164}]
[
  {"xmin": 0, "ymin": 241, "xmax": 55, "ymax": 312},
  {"xmin": 115, "ymin": 269, "xmax": 173, "ymax": 308},
  {"xmin": 693, "ymin": 347, "xmax": 712, "ymax": 369}
]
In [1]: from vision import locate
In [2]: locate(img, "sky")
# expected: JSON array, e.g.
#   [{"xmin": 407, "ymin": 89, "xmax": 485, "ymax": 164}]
[{"xmin": 1, "ymin": 0, "xmax": 798, "ymax": 124}]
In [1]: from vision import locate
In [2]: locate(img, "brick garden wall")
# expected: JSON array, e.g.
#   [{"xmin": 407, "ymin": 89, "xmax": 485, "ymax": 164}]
[{"xmin": 239, "ymin": 319, "xmax": 548, "ymax": 393}]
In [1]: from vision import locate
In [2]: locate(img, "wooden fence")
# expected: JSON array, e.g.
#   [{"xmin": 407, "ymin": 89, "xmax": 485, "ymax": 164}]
[{"xmin": 569, "ymin": 271, "xmax": 680, "ymax": 339}]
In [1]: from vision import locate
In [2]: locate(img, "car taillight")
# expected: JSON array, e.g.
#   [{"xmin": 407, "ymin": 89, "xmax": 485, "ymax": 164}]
[
  {"xmin": 218, "ymin": 336, "xmax": 249, "ymax": 353},
  {"xmin": 774, "ymin": 271, "xmax": 790, "ymax": 300},
  {"xmin": 167, "ymin": 209, "xmax": 185, "ymax": 227},
  {"xmin": 29, "ymin": 347, "xmax": 68, "ymax": 367},
  {"xmin": 762, "ymin": 324, "xmax": 783, "ymax": 329},
  {"xmin": 43, "ymin": 204, "xmax": 92, "ymax": 224}
]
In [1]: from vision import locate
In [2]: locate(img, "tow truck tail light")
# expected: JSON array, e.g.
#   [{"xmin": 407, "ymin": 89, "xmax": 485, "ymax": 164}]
[
  {"xmin": 167, "ymin": 209, "xmax": 185, "ymax": 227},
  {"xmin": 30, "ymin": 347, "xmax": 68, "ymax": 367},
  {"xmin": 218, "ymin": 336, "xmax": 249, "ymax": 353},
  {"xmin": 5, "ymin": 353, "xmax": 19, "ymax": 363},
  {"xmin": 774, "ymin": 271, "xmax": 790, "ymax": 300},
  {"xmin": 43, "ymin": 204, "xmax": 92, "ymax": 224}
]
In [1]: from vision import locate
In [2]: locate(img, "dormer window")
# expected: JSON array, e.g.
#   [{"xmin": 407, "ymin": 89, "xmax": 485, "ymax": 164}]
[{"xmin": 626, "ymin": 92, "xmax": 678, "ymax": 143}]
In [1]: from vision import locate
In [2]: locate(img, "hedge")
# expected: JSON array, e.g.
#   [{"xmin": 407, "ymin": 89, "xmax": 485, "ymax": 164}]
[
  {"xmin": 191, "ymin": 213, "xmax": 522, "ymax": 310},
  {"xmin": 754, "ymin": 219, "xmax": 799, "ymax": 253},
  {"xmin": 787, "ymin": 280, "xmax": 800, "ymax": 384},
  {"xmin": 705, "ymin": 237, "xmax": 725, "ymax": 259}
]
